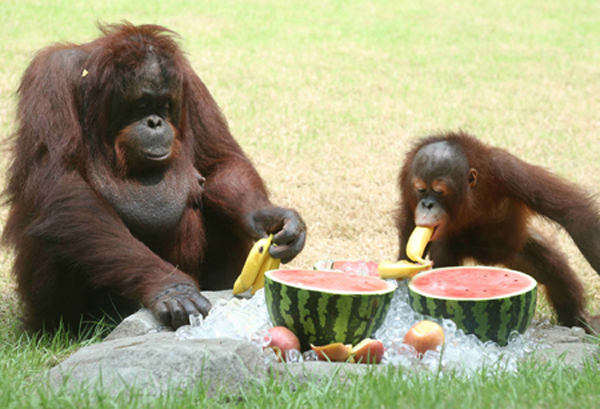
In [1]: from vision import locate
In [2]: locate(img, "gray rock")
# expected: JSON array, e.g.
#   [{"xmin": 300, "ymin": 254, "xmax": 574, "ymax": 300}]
[
  {"xmin": 103, "ymin": 308, "xmax": 163, "ymax": 342},
  {"xmin": 269, "ymin": 360, "xmax": 388, "ymax": 390},
  {"xmin": 45, "ymin": 292, "xmax": 599, "ymax": 398},
  {"xmin": 48, "ymin": 333, "xmax": 266, "ymax": 397},
  {"xmin": 526, "ymin": 320, "xmax": 598, "ymax": 367},
  {"xmin": 104, "ymin": 290, "xmax": 238, "ymax": 342}
]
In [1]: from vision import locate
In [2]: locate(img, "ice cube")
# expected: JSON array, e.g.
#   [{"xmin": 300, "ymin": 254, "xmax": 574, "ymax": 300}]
[
  {"xmin": 250, "ymin": 329, "xmax": 273, "ymax": 349},
  {"xmin": 302, "ymin": 350, "xmax": 319, "ymax": 362},
  {"xmin": 285, "ymin": 349, "xmax": 303, "ymax": 363},
  {"xmin": 262, "ymin": 347, "xmax": 279, "ymax": 365},
  {"xmin": 420, "ymin": 350, "xmax": 442, "ymax": 371},
  {"xmin": 189, "ymin": 312, "xmax": 203, "ymax": 328},
  {"xmin": 442, "ymin": 319, "xmax": 457, "ymax": 335}
]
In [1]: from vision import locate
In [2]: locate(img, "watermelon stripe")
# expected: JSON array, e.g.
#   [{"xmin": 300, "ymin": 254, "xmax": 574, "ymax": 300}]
[
  {"xmin": 515, "ymin": 292, "xmax": 526, "ymax": 334},
  {"xmin": 519, "ymin": 290, "xmax": 537, "ymax": 334},
  {"xmin": 446, "ymin": 300, "xmax": 467, "ymax": 330},
  {"xmin": 278, "ymin": 282, "xmax": 291, "ymax": 329},
  {"xmin": 425, "ymin": 296, "xmax": 438, "ymax": 318},
  {"xmin": 412, "ymin": 291, "xmax": 424, "ymax": 316},
  {"xmin": 333, "ymin": 296, "xmax": 351, "ymax": 343},
  {"xmin": 349, "ymin": 296, "xmax": 365, "ymax": 344},
  {"xmin": 325, "ymin": 291, "xmax": 338, "ymax": 335},
  {"xmin": 371, "ymin": 298, "xmax": 387, "ymax": 333},
  {"xmin": 472, "ymin": 301, "xmax": 490, "ymax": 341},
  {"xmin": 503, "ymin": 293, "xmax": 522, "ymax": 339},
  {"xmin": 496, "ymin": 297, "xmax": 512, "ymax": 343},
  {"xmin": 283, "ymin": 280, "xmax": 304, "ymax": 339},
  {"xmin": 317, "ymin": 292, "xmax": 330, "ymax": 330},
  {"xmin": 298, "ymin": 289, "xmax": 316, "ymax": 338},
  {"xmin": 346, "ymin": 295, "xmax": 359, "ymax": 342}
]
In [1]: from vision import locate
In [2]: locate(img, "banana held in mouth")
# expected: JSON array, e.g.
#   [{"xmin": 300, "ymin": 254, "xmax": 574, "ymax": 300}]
[
  {"xmin": 406, "ymin": 226, "xmax": 434, "ymax": 264},
  {"xmin": 377, "ymin": 226, "xmax": 434, "ymax": 280}
]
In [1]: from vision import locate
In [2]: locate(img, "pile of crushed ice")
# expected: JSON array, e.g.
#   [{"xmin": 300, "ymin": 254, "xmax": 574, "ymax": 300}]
[{"xmin": 175, "ymin": 280, "xmax": 550, "ymax": 375}]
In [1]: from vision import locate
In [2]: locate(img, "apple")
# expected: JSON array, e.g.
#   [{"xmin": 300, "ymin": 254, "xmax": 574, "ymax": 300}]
[
  {"xmin": 310, "ymin": 342, "xmax": 352, "ymax": 362},
  {"xmin": 350, "ymin": 338, "xmax": 385, "ymax": 364},
  {"xmin": 403, "ymin": 320, "xmax": 445, "ymax": 356},
  {"xmin": 267, "ymin": 326, "xmax": 301, "ymax": 362}
]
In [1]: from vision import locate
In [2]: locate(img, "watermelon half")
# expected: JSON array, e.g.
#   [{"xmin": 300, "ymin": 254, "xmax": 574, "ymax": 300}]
[
  {"xmin": 408, "ymin": 266, "xmax": 537, "ymax": 346},
  {"xmin": 264, "ymin": 269, "xmax": 395, "ymax": 350}
]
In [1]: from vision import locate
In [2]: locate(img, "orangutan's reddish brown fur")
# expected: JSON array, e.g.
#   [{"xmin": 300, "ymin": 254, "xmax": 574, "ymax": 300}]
[
  {"xmin": 396, "ymin": 131, "xmax": 600, "ymax": 332},
  {"xmin": 3, "ymin": 23, "xmax": 305, "ymax": 332}
]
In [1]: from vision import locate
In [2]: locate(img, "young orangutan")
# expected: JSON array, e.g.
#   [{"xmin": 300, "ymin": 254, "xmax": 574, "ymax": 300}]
[{"xmin": 396, "ymin": 130, "xmax": 600, "ymax": 332}]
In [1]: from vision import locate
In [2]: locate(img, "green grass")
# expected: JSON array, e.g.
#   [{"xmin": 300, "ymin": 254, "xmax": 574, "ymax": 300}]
[
  {"xmin": 2, "ymin": 0, "xmax": 600, "ymax": 406},
  {"xmin": 234, "ymin": 361, "xmax": 600, "ymax": 409},
  {"xmin": 2, "ymin": 341, "xmax": 600, "ymax": 408}
]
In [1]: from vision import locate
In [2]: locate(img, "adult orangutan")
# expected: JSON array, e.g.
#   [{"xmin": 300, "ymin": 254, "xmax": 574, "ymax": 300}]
[
  {"xmin": 3, "ymin": 23, "xmax": 306, "ymax": 332},
  {"xmin": 396, "ymin": 130, "xmax": 600, "ymax": 332}
]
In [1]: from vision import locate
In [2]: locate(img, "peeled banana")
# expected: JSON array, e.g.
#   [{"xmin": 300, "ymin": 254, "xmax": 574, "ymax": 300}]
[
  {"xmin": 377, "ymin": 260, "xmax": 432, "ymax": 280},
  {"xmin": 406, "ymin": 226, "xmax": 434, "ymax": 264}
]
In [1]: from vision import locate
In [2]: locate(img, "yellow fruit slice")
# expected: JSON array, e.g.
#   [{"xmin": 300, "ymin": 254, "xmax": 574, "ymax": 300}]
[
  {"xmin": 310, "ymin": 342, "xmax": 352, "ymax": 362},
  {"xmin": 377, "ymin": 260, "xmax": 432, "ymax": 280}
]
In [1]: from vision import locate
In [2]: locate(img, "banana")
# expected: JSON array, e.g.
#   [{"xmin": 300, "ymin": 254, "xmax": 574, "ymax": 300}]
[
  {"xmin": 377, "ymin": 260, "xmax": 432, "ymax": 280},
  {"xmin": 406, "ymin": 226, "xmax": 434, "ymax": 264},
  {"xmin": 251, "ymin": 252, "xmax": 281, "ymax": 295},
  {"xmin": 233, "ymin": 235, "xmax": 273, "ymax": 295},
  {"xmin": 378, "ymin": 225, "xmax": 434, "ymax": 280}
]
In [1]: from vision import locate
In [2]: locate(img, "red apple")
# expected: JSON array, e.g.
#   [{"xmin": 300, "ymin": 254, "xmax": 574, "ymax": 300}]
[
  {"xmin": 350, "ymin": 338, "xmax": 385, "ymax": 364},
  {"xmin": 267, "ymin": 326, "xmax": 301, "ymax": 362},
  {"xmin": 403, "ymin": 320, "xmax": 445, "ymax": 356}
]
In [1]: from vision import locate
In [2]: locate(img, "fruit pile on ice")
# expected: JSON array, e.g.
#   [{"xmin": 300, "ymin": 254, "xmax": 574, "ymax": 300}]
[{"xmin": 175, "ymin": 278, "xmax": 548, "ymax": 374}]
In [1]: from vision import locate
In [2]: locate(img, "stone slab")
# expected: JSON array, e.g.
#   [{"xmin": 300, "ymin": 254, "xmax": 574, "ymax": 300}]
[{"xmin": 45, "ymin": 291, "xmax": 599, "ymax": 398}]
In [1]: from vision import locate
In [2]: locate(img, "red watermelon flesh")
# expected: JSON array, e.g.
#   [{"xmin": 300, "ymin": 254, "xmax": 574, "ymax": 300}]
[
  {"xmin": 411, "ymin": 267, "xmax": 536, "ymax": 299},
  {"xmin": 269, "ymin": 269, "xmax": 393, "ymax": 293}
]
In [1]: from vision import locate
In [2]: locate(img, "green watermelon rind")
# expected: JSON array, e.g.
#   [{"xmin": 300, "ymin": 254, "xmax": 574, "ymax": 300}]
[
  {"xmin": 408, "ymin": 267, "xmax": 537, "ymax": 346},
  {"xmin": 264, "ymin": 270, "xmax": 395, "ymax": 350}
]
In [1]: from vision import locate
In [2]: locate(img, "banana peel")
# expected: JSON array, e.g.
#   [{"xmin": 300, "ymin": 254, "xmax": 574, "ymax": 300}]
[
  {"xmin": 378, "ymin": 226, "xmax": 434, "ymax": 280},
  {"xmin": 377, "ymin": 259, "xmax": 432, "ymax": 280},
  {"xmin": 233, "ymin": 234, "xmax": 282, "ymax": 295},
  {"xmin": 251, "ymin": 251, "xmax": 281, "ymax": 295},
  {"xmin": 233, "ymin": 235, "xmax": 273, "ymax": 295}
]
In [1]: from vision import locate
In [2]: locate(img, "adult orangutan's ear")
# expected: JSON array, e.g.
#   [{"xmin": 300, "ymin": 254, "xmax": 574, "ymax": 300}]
[{"xmin": 468, "ymin": 168, "xmax": 477, "ymax": 188}]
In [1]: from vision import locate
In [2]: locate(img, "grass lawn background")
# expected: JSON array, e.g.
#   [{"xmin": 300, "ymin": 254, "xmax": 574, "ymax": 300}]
[{"xmin": 1, "ymin": 0, "xmax": 600, "ymax": 406}]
